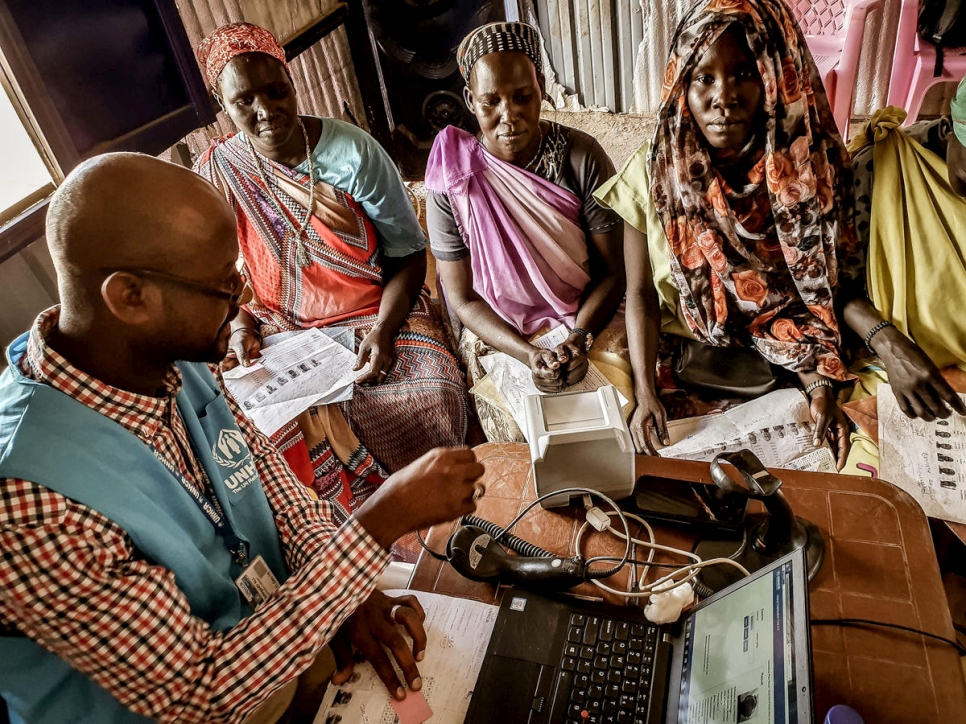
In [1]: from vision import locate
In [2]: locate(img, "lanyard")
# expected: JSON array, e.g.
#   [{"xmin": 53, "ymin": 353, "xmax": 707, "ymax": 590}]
[{"xmin": 153, "ymin": 448, "xmax": 250, "ymax": 566}]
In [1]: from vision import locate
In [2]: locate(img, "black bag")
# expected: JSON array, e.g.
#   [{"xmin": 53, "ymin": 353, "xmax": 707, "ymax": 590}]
[
  {"xmin": 672, "ymin": 338, "xmax": 780, "ymax": 399},
  {"xmin": 919, "ymin": 0, "xmax": 966, "ymax": 76}
]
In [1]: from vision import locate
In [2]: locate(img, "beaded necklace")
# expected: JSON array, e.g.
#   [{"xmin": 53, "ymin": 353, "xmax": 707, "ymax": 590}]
[{"xmin": 246, "ymin": 117, "xmax": 316, "ymax": 268}]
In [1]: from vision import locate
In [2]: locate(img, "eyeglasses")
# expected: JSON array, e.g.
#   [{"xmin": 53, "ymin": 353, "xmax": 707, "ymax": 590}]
[{"xmin": 101, "ymin": 267, "xmax": 252, "ymax": 307}]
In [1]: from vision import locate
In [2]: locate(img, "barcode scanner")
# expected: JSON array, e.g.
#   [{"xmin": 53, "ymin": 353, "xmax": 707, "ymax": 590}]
[{"xmin": 445, "ymin": 524, "xmax": 587, "ymax": 590}]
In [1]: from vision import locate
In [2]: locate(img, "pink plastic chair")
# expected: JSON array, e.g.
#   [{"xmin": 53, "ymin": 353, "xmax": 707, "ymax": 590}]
[
  {"xmin": 888, "ymin": 0, "xmax": 966, "ymax": 124},
  {"xmin": 788, "ymin": 0, "xmax": 882, "ymax": 139}
]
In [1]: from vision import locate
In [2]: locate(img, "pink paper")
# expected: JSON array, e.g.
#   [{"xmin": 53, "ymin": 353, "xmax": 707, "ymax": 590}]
[{"xmin": 390, "ymin": 690, "xmax": 433, "ymax": 724}]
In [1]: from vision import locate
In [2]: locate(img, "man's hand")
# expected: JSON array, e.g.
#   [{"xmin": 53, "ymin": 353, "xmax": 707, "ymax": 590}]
[
  {"xmin": 877, "ymin": 330, "xmax": 966, "ymax": 421},
  {"xmin": 629, "ymin": 390, "xmax": 670, "ymax": 454},
  {"xmin": 554, "ymin": 333, "xmax": 590, "ymax": 386},
  {"xmin": 330, "ymin": 591, "xmax": 427, "ymax": 700},
  {"xmin": 354, "ymin": 325, "xmax": 395, "ymax": 385},
  {"xmin": 223, "ymin": 328, "xmax": 262, "ymax": 371},
  {"xmin": 808, "ymin": 387, "xmax": 851, "ymax": 470},
  {"xmin": 354, "ymin": 447, "xmax": 486, "ymax": 549},
  {"xmin": 528, "ymin": 347, "xmax": 564, "ymax": 392}
]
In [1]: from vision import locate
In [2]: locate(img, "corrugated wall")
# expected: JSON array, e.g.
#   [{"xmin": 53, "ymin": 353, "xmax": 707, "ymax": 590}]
[
  {"xmin": 537, "ymin": 0, "xmax": 952, "ymax": 118},
  {"xmin": 173, "ymin": 0, "xmax": 368, "ymax": 161}
]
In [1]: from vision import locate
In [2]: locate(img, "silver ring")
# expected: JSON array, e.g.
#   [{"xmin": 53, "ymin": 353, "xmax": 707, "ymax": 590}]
[
  {"xmin": 390, "ymin": 604, "xmax": 403, "ymax": 621},
  {"xmin": 472, "ymin": 483, "xmax": 486, "ymax": 501}
]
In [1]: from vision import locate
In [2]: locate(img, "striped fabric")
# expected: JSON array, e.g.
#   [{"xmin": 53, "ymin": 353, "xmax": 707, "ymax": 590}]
[{"xmin": 457, "ymin": 21, "xmax": 543, "ymax": 80}]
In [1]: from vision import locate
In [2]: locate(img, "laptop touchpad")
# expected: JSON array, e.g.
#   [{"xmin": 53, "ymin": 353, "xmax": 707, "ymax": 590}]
[{"xmin": 471, "ymin": 656, "xmax": 542, "ymax": 721}]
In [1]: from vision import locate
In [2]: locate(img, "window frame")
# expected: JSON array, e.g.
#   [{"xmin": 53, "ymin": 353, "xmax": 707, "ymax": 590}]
[{"xmin": 0, "ymin": 0, "xmax": 215, "ymax": 264}]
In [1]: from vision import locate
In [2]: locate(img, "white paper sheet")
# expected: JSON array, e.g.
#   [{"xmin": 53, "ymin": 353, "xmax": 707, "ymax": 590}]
[
  {"xmin": 478, "ymin": 326, "xmax": 629, "ymax": 441},
  {"xmin": 222, "ymin": 328, "xmax": 357, "ymax": 436},
  {"xmin": 314, "ymin": 590, "xmax": 499, "ymax": 724},
  {"xmin": 657, "ymin": 388, "xmax": 838, "ymax": 473},
  {"xmin": 878, "ymin": 384, "xmax": 966, "ymax": 524}
]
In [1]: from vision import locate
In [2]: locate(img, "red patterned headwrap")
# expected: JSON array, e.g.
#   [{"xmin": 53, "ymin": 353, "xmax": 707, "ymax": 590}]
[{"xmin": 196, "ymin": 22, "xmax": 288, "ymax": 88}]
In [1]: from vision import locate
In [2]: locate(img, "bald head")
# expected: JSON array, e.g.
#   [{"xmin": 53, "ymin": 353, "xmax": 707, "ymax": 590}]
[{"xmin": 47, "ymin": 153, "xmax": 236, "ymax": 282}]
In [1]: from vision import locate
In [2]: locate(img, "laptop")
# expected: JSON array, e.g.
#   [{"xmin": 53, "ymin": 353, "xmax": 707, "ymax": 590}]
[{"xmin": 464, "ymin": 549, "xmax": 812, "ymax": 724}]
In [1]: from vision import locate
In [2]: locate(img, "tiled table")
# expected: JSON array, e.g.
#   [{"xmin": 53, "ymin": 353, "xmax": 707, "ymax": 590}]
[{"xmin": 412, "ymin": 443, "xmax": 966, "ymax": 724}]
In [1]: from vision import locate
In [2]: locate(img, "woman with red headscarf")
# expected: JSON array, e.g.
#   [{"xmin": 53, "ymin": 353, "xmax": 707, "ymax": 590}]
[{"xmin": 193, "ymin": 23, "xmax": 471, "ymax": 522}]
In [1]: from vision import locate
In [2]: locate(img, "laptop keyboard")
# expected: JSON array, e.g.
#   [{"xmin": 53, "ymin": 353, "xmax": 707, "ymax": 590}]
[{"xmin": 557, "ymin": 613, "xmax": 658, "ymax": 724}]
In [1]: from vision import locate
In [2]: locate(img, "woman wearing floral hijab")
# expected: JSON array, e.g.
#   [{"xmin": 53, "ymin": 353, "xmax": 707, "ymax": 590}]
[{"xmin": 596, "ymin": 0, "xmax": 854, "ymax": 466}]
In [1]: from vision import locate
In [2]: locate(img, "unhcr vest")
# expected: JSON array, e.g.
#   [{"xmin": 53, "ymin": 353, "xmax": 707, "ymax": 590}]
[{"xmin": 0, "ymin": 332, "xmax": 290, "ymax": 723}]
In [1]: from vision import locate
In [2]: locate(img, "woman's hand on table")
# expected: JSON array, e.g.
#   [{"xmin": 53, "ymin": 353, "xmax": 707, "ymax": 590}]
[
  {"xmin": 808, "ymin": 386, "xmax": 850, "ymax": 470},
  {"xmin": 555, "ymin": 333, "xmax": 590, "ymax": 386},
  {"xmin": 876, "ymin": 329, "xmax": 966, "ymax": 421},
  {"xmin": 330, "ymin": 590, "xmax": 427, "ymax": 700},
  {"xmin": 354, "ymin": 324, "xmax": 396, "ymax": 385},
  {"xmin": 629, "ymin": 389, "xmax": 670, "ymax": 455},
  {"xmin": 528, "ymin": 347, "xmax": 565, "ymax": 392},
  {"xmin": 223, "ymin": 328, "xmax": 262, "ymax": 371}
]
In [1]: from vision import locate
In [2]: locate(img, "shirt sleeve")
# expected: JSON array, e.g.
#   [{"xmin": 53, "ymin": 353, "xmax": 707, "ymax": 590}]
[
  {"xmin": 0, "ymin": 449, "xmax": 390, "ymax": 723},
  {"xmin": 426, "ymin": 191, "xmax": 469, "ymax": 261},
  {"xmin": 564, "ymin": 129, "xmax": 621, "ymax": 234},
  {"xmin": 323, "ymin": 121, "xmax": 427, "ymax": 258}
]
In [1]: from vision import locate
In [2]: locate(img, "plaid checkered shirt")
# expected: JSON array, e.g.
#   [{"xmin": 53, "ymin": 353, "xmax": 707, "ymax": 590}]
[{"xmin": 0, "ymin": 308, "xmax": 390, "ymax": 722}]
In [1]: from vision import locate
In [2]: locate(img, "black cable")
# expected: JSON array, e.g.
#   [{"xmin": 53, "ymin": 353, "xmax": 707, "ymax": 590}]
[
  {"xmin": 415, "ymin": 529, "xmax": 447, "ymax": 561},
  {"xmin": 461, "ymin": 515, "xmax": 555, "ymax": 558},
  {"xmin": 811, "ymin": 618, "xmax": 966, "ymax": 656}
]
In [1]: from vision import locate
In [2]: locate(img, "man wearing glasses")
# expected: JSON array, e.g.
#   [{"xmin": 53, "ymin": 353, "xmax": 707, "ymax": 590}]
[{"xmin": 0, "ymin": 153, "xmax": 485, "ymax": 723}]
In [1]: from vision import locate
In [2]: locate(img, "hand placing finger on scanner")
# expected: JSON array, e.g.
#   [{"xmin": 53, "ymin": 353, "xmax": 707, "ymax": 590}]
[
  {"xmin": 354, "ymin": 447, "xmax": 486, "ymax": 551},
  {"xmin": 223, "ymin": 327, "xmax": 262, "ymax": 371},
  {"xmin": 330, "ymin": 591, "xmax": 428, "ymax": 700}
]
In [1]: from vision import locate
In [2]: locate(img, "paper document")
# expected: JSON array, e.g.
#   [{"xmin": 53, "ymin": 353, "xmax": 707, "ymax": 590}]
[
  {"xmin": 657, "ymin": 388, "xmax": 838, "ymax": 473},
  {"xmin": 478, "ymin": 326, "xmax": 629, "ymax": 441},
  {"xmin": 314, "ymin": 590, "xmax": 498, "ymax": 724},
  {"xmin": 878, "ymin": 384, "xmax": 966, "ymax": 524},
  {"xmin": 222, "ymin": 328, "xmax": 357, "ymax": 437}
]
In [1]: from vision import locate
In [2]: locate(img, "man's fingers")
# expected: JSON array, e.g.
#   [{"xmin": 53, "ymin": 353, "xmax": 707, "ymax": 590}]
[
  {"xmin": 329, "ymin": 634, "xmax": 355, "ymax": 685},
  {"xmin": 932, "ymin": 377, "xmax": 965, "ymax": 416},
  {"xmin": 359, "ymin": 635, "xmax": 407, "ymax": 700},
  {"xmin": 385, "ymin": 618, "xmax": 422, "ymax": 690},
  {"xmin": 896, "ymin": 393, "xmax": 916, "ymax": 419}
]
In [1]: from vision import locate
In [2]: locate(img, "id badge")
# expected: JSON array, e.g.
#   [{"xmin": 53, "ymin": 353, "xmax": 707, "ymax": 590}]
[{"xmin": 235, "ymin": 555, "xmax": 281, "ymax": 608}]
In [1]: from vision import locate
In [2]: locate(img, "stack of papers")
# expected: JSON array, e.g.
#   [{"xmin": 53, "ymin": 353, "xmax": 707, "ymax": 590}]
[
  {"xmin": 222, "ymin": 328, "xmax": 358, "ymax": 436},
  {"xmin": 478, "ymin": 326, "xmax": 629, "ymax": 441},
  {"xmin": 657, "ymin": 388, "xmax": 838, "ymax": 473},
  {"xmin": 314, "ymin": 590, "xmax": 498, "ymax": 724},
  {"xmin": 879, "ymin": 384, "xmax": 966, "ymax": 524}
]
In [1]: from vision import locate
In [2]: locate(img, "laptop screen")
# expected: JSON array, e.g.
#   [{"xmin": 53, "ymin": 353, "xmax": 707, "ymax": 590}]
[{"xmin": 677, "ymin": 558, "xmax": 803, "ymax": 724}]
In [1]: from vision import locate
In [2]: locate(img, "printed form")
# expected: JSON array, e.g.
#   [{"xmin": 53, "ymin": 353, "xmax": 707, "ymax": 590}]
[
  {"xmin": 657, "ymin": 389, "xmax": 837, "ymax": 473},
  {"xmin": 314, "ymin": 590, "xmax": 498, "ymax": 724},
  {"xmin": 222, "ymin": 328, "xmax": 358, "ymax": 436},
  {"xmin": 879, "ymin": 384, "xmax": 966, "ymax": 524}
]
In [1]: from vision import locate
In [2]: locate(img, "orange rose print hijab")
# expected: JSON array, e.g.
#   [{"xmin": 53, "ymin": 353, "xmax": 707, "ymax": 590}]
[{"xmin": 649, "ymin": 0, "xmax": 855, "ymax": 381}]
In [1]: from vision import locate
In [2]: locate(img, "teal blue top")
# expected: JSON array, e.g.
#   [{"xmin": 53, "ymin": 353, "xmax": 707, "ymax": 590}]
[
  {"xmin": 295, "ymin": 117, "xmax": 427, "ymax": 258},
  {"xmin": 0, "ymin": 333, "xmax": 290, "ymax": 724}
]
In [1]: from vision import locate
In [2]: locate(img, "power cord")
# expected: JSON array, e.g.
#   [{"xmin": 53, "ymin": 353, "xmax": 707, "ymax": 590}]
[{"xmin": 811, "ymin": 618, "xmax": 966, "ymax": 656}]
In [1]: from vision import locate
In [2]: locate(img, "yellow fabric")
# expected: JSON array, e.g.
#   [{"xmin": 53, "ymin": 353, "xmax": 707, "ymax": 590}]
[
  {"xmin": 850, "ymin": 106, "xmax": 966, "ymax": 370},
  {"xmin": 840, "ymin": 359, "xmax": 889, "ymax": 477},
  {"xmin": 594, "ymin": 142, "xmax": 693, "ymax": 340}
]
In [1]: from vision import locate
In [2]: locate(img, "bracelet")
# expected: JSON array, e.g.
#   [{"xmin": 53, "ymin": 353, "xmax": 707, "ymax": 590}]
[
  {"xmin": 804, "ymin": 378, "xmax": 834, "ymax": 397},
  {"xmin": 863, "ymin": 320, "xmax": 894, "ymax": 354},
  {"xmin": 230, "ymin": 327, "xmax": 261, "ymax": 342}
]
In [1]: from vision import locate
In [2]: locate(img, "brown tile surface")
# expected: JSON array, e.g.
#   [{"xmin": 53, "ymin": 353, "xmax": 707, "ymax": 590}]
[{"xmin": 410, "ymin": 444, "xmax": 966, "ymax": 723}]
